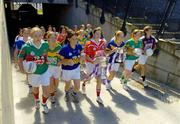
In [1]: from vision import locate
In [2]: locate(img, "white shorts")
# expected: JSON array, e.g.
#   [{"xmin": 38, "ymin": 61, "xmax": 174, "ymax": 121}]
[
  {"xmin": 124, "ymin": 60, "xmax": 136, "ymax": 71},
  {"xmin": 138, "ymin": 55, "xmax": 148, "ymax": 65},
  {"xmin": 61, "ymin": 66, "xmax": 80, "ymax": 82},
  {"xmin": 107, "ymin": 63, "xmax": 120, "ymax": 72},
  {"xmin": 28, "ymin": 68, "xmax": 51, "ymax": 87},
  {"xmin": 48, "ymin": 65, "xmax": 61, "ymax": 79},
  {"xmin": 85, "ymin": 62, "xmax": 101, "ymax": 77}
]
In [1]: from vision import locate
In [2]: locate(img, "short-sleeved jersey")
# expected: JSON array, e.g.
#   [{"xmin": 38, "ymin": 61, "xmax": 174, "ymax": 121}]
[
  {"xmin": 140, "ymin": 36, "xmax": 157, "ymax": 50},
  {"xmin": 125, "ymin": 38, "xmax": 142, "ymax": 60},
  {"xmin": 106, "ymin": 38, "xmax": 125, "ymax": 63},
  {"xmin": 18, "ymin": 40, "xmax": 49, "ymax": 74},
  {"xmin": 59, "ymin": 43, "xmax": 82, "ymax": 70},
  {"xmin": 56, "ymin": 33, "xmax": 67, "ymax": 45},
  {"xmin": 84, "ymin": 39, "xmax": 106, "ymax": 63},
  {"xmin": 47, "ymin": 44, "xmax": 62, "ymax": 66},
  {"xmin": 15, "ymin": 35, "xmax": 23, "ymax": 41},
  {"xmin": 14, "ymin": 40, "xmax": 25, "ymax": 51}
]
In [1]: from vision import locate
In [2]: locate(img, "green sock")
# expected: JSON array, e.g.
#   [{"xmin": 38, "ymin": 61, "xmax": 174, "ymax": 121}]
[
  {"xmin": 120, "ymin": 74, "xmax": 124, "ymax": 80},
  {"xmin": 124, "ymin": 79, "xmax": 128, "ymax": 84}
]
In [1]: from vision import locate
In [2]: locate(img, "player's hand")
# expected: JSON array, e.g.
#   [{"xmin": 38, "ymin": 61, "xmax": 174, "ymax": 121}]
[
  {"xmin": 127, "ymin": 48, "xmax": 134, "ymax": 55},
  {"xmin": 94, "ymin": 57, "xmax": 101, "ymax": 65},
  {"xmin": 112, "ymin": 47, "xmax": 118, "ymax": 53},
  {"xmin": 142, "ymin": 50, "xmax": 146, "ymax": 55},
  {"xmin": 67, "ymin": 59, "xmax": 74, "ymax": 66}
]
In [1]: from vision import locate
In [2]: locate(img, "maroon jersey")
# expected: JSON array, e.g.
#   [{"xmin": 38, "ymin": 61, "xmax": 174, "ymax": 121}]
[{"xmin": 140, "ymin": 36, "xmax": 157, "ymax": 50}]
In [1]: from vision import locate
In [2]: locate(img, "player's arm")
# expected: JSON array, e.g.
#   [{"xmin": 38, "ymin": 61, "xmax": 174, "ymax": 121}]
[
  {"xmin": 18, "ymin": 47, "xmax": 26, "ymax": 73},
  {"xmin": 105, "ymin": 47, "xmax": 118, "ymax": 56},
  {"xmin": 152, "ymin": 38, "xmax": 158, "ymax": 51},
  {"xmin": 125, "ymin": 45, "xmax": 134, "ymax": 55},
  {"xmin": 13, "ymin": 42, "xmax": 19, "ymax": 63},
  {"xmin": 58, "ymin": 47, "xmax": 73, "ymax": 65},
  {"xmin": 14, "ymin": 48, "xmax": 19, "ymax": 64},
  {"xmin": 58, "ymin": 55, "xmax": 74, "ymax": 66}
]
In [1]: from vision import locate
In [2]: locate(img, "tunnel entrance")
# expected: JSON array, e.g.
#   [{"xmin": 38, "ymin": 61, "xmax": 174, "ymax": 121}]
[{"xmin": 4, "ymin": 2, "xmax": 73, "ymax": 47}]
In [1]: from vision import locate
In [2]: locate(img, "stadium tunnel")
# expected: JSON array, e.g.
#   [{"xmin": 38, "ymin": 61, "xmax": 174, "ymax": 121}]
[{"xmin": 4, "ymin": 0, "xmax": 77, "ymax": 48}]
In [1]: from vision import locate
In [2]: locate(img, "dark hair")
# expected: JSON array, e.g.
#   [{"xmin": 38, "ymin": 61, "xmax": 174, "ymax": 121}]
[
  {"xmin": 48, "ymin": 25, "xmax": 52, "ymax": 28},
  {"xmin": 91, "ymin": 27, "xmax": 103, "ymax": 39},
  {"xmin": 67, "ymin": 30, "xmax": 78, "ymax": 39},
  {"xmin": 64, "ymin": 29, "xmax": 78, "ymax": 44},
  {"xmin": 93, "ymin": 27, "xmax": 101, "ymax": 34},
  {"xmin": 59, "ymin": 25, "xmax": 66, "ymax": 33}
]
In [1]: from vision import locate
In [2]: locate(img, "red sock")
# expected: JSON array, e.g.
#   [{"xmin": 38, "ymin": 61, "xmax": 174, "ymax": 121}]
[
  {"xmin": 42, "ymin": 95, "xmax": 48, "ymax": 104},
  {"xmin": 96, "ymin": 89, "xmax": 101, "ymax": 97},
  {"xmin": 33, "ymin": 92, "xmax": 39, "ymax": 100}
]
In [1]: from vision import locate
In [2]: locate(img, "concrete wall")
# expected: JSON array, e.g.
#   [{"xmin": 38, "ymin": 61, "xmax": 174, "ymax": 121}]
[
  {"xmin": 0, "ymin": 1, "xmax": 14, "ymax": 124},
  {"xmin": 64, "ymin": 0, "xmax": 180, "ymax": 90},
  {"xmin": 146, "ymin": 39, "xmax": 180, "ymax": 90},
  {"xmin": 56, "ymin": 0, "xmax": 136, "ymax": 41}
]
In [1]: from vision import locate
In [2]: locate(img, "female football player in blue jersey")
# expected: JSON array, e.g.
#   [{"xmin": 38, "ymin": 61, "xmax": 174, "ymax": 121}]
[
  {"xmin": 59, "ymin": 30, "xmax": 83, "ymax": 103},
  {"xmin": 105, "ymin": 31, "xmax": 125, "ymax": 90}
]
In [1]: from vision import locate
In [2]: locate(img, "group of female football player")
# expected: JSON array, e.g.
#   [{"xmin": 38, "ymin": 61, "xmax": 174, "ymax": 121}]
[{"xmin": 14, "ymin": 24, "xmax": 157, "ymax": 114}]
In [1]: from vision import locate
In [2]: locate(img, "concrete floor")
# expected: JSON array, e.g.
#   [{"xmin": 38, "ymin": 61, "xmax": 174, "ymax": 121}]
[{"xmin": 12, "ymin": 64, "xmax": 180, "ymax": 124}]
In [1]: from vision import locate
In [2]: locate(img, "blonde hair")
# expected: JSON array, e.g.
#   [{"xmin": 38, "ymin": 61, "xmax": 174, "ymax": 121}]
[
  {"xmin": 77, "ymin": 29, "xmax": 84, "ymax": 35},
  {"xmin": 115, "ymin": 30, "xmax": 124, "ymax": 39},
  {"xmin": 22, "ymin": 28, "xmax": 29, "ymax": 33},
  {"xmin": 46, "ymin": 31, "xmax": 56, "ymax": 38},
  {"xmin": 131, "ymin": 29, "xmax": 141, "ymax": 38},
  {"xmin": 30, "ymin": 27, "xmax": 42, "ymax": 37}
]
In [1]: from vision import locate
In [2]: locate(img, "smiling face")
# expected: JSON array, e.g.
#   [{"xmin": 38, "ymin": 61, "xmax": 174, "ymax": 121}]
[
  {"xmin": 145, "ymin": 28, "xmax": 152, "ymax": 36},
  {"xmin": 132, "ymin": 29, "xmax": 141, "ymax": 41},
  {"xmin": 22, "ymin": 28, "xmax": 29, "ymax": 39},
  {"xmin": 30, "ymin": 27, "xmax": 43, "ymax": 43},
  {"xmin": 134, "ymin": 31, "xmax": 141, "ymax": 39},
  {"xmin": 115, "ymin": 31, "xmax": 124, "ymax": 44},
  {"xmin": 69, "ymin": 34, "xmax": 78, "ymax": 45},
  {"xmin": 47, "ymin": 32, "xmax": 57, "ymax": 45}
]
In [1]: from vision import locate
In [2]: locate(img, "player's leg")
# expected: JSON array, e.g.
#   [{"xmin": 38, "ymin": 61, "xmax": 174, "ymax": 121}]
[{"xmin": 96, "ymin": 76, "xmax": 103, "ymax": 104}]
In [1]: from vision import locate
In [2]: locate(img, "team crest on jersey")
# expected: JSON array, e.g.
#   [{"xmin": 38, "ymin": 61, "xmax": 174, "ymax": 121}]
[
  {"xmin": 69, "ymin": 52, "xmax": 72, "ymax": 56},
  {"xmin": 30, "ymin": 51, "xmax": 35, "ymax": 56}
]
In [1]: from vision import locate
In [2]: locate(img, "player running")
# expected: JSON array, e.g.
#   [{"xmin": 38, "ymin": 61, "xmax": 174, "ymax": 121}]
[
  {"xmin": 132, "ymin": 26, "xmax": 157, "ymax": 87},
  {"xmin": 82, "ymin": 27, "xmax": 106, "ymax": 104},
  {"xmin": 59, "ymin": 30, "xmax": 83, "ymax": 103},
  {"xmin": 120, "ymin": 29, "xmax": 142, "ymax": 90},
  {"xmin": 105, "ymin": 31, "xmax": 125, "ymax": 90},
  {"xmin": 18, "ymin": 27, "xmax": 51, "ymax": 114},
  {"xmin": 47, "ymin": 31, "xmax": 62, "ymax": 104}
]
